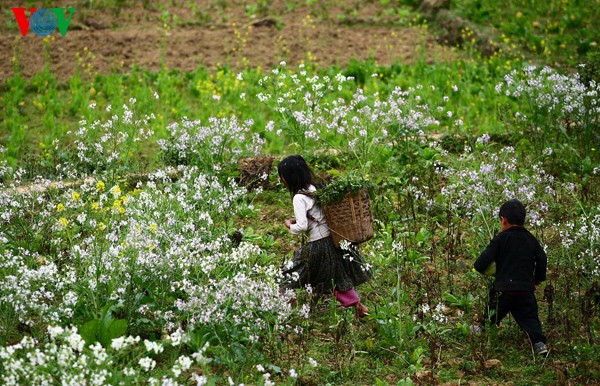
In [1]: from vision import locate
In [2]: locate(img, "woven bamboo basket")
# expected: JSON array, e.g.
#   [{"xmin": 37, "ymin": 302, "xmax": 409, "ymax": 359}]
[{"xmin": 323, "ymin": 189, "xmax": 374, "ymax": 248}]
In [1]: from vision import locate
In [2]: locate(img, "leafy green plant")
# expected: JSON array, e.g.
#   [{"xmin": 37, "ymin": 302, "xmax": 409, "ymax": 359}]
[
  {"xmin": 79, "ymin": 304, "xmax": 127, "ymax": 347},
  {"xmin": 443, "ymin": 291, "xmax": 477, "ymax": 312},
  {"xmin": 316, "ymin": 172, "xmax": 376, "ymax": 205}
]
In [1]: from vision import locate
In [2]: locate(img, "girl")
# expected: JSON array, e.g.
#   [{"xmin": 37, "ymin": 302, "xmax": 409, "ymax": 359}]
[{"xmin": 278, "ymin": 155, "xmax": 371, "ymax": 317}]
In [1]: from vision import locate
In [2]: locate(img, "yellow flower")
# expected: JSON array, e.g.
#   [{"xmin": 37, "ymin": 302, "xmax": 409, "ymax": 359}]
[
  {"xmin": 56, "ymin": 203, "xmax": 65, "ymax": 212},
  {"xmin": 96, "ymin": 180, "xmax": 106, "ymax": 192},
  {"xmin": 97, "ymin": 222, "xmax": 106, "ymax": 231},
  {"xmin": 72, "ymin": 191, "xmax": 80, "ymax": 202},
  {"xmin": 110, "ymin": 185, "xmax": 121, "ymax": 198},
  {"xmin": 91, "ymin": 202, "xmax": 100, "ymax": 211},
  {"xmin": 37, "ymin": 256, "xmax": 46, "ymax": 265},
  {"xmin": 516, "ymin": 11, "xmax": 523, "ymax": 18},
  {"xmin": 112, "ymin": 199, "xmax": 125, "ymax": 214},
  {"xmin": 149, "ymin": 223, "xmax": 158, "ymax": 232},
  {"xmin": 58, "ymin": 217, "xmax": 69, "ymax": 227}
]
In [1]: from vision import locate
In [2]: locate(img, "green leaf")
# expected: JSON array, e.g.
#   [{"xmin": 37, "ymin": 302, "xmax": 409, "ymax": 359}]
[
  {"xmin": 316, "ymin": 172, "xmax": 375, "ymax": 205},
  {"xmin": 79, "ymin": 319, "xmax": 101, "ymax": 345},
  {"xmin": 443, "ymin": 292, "xmax": 459, "ymax": 305},
  {"xmin": 99, "ymin": 319, "xmax": 127, "ymax": 347}
]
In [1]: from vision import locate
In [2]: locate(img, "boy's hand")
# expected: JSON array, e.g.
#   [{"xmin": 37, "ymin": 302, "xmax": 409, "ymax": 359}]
[{"xmin": 284, "ymin": 218, "xmax": 296, "ymax": 228}]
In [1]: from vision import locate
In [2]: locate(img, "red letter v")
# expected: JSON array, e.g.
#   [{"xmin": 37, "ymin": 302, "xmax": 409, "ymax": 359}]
[{"xmin": 12, "ymin": 8, "xmax": 37, "ymax": 36}]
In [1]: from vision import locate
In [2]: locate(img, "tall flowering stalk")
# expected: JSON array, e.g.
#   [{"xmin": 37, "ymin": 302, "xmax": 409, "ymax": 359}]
[
  {"xmin": 0, "ymin": 166, "xmax": 293, "ymax": 349},
  {"xmin": 258, "ymin": 63, "xmax": 441, "ymax": 175},
  {"xmin": 157, "ymin": 116, "xmax": 264, "ymax": 172},
  {"xmin": 554, "ymin": 201, "xmax": 600, "ymax": 342},
  {"xmin": 61, "ymin": 99, "xmax": 155, "ymax": 182},
  {"xmin": 496, "ymin": 65, "xmax": 600, "ymax": 150},
  {"xmin": 436, "ymin": 138, "xmax": 559, "ymax": 248}
]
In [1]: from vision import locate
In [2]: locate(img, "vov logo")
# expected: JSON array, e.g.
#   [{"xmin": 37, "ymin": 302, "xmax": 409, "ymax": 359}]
[{"xmin": 12, "ymin": 8, "xmax": 76, "ymax": 37}]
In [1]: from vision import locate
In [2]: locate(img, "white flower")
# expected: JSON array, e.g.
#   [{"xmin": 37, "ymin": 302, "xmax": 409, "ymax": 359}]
[
  {"xmin": 339, "ymin": 240, "xmax": 352, "ymax": 251},
  {"xmin": 177, "ymin": 355, "xmax": 193, "ymax": 371},
  {"xmin": 65, "ymin": 330, "xmax": 85, "ymax": 352},
  {"xmin": 139, "ymin": 357, "xmax": 156, "ymax": 372},
  {"xmin": 476, "ymin": 133, "xmax": 490, "ymax": 144},
  {"xmin": 90, "ymin": 342, "xmax": 108, "ymax": 365},
  {"xmin": 111, "ymin": 336, "xmax": 126, "ymax": 351},
  {"xmin": 144, "ymin": 340, "xmax": 164, "ymax": 354},
  {"xmin": 167, "ymin": 328, "xmax": 186, "ymax": 346},
  {"xmin": 48, "ymin": 325, "xmax": 64, "ymax": 339},
  {"xmin": 124, "ymin": 367, "xmax": 136, "ymax": 376},
  {"xmin": 193, "ymin": 374, "xmax": 208, "ymax": 386}
]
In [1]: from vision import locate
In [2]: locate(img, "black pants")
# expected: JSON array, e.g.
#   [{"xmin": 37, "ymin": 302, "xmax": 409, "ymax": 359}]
[{"xmin": 486, "ymin": 289, "xmax": 547, "ymax": 344}]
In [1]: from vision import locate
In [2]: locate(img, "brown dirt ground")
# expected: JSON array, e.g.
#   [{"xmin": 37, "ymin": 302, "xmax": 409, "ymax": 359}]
[{"xmin": 0, "ymin": 1, "xmax": 456, "ymax": 81}]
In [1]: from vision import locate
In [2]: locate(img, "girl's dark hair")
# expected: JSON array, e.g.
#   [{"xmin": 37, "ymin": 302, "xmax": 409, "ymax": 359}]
[
  {"xmin": 278, "ymin": 155, "xmax": 313, "ymax": 195},
  {"xmin": 499, "ymin": 199, "xmax": 526, "ymax": 225}
]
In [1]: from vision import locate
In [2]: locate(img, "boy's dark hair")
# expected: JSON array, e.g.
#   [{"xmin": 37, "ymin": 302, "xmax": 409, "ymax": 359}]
[
  {"xmin": 278, "ymin": 155, "xmax": 313, "ymax": 195},
  {"xmin": 499, "ymin": 199, "xmax": 526, "ymax": 225}
]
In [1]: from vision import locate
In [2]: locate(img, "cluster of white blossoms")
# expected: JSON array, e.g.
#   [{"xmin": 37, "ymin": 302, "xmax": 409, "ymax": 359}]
[
  {"xmin": 0, "ymin": 326, "xmax": 214, "ymax": 385},
  {"xmin": 0, "ymin": 165, "xmax": 293, "ymax": 344},
  {"xmin": 496, "ymin": 65, "xmax": 599, "ymax": 121},
  {"xmin": 157, "ymin": 116, "xmax": 264, "ymax": 169},
  {"xmin": 438, "ymin": 144, "xmax": 556, "ymax": 231}
]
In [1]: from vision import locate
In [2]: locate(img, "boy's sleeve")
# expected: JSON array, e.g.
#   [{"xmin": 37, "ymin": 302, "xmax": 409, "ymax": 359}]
[
  {"xmin": 474, "ymin": 236, "xmax": 499, "ymax": 273},
  {"xmin": 534, "ymin": 240, "xmax": 548, "ymax": 282}
]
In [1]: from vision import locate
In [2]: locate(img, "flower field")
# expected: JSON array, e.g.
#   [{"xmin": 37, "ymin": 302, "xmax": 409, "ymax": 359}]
[{"xmin": 1, "ymin": 1, "xmax": 599, "ymax": 385}]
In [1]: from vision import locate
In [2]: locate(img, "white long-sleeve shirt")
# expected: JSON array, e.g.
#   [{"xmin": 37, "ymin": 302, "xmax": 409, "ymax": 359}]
[{"xmin": 290, "ymin": 185, "xmax": 330, "ymax": 242}]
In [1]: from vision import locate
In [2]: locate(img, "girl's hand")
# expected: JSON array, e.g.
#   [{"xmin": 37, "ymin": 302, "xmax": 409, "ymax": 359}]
[{"xmin": 284, "ymin": 218, "xmax": 296, "ymax": 228}]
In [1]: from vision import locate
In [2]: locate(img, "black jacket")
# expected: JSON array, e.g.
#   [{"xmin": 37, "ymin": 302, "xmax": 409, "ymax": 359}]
[{"xmin": 474, "ymin": 226, "xmax": 547, "ymax": 292}]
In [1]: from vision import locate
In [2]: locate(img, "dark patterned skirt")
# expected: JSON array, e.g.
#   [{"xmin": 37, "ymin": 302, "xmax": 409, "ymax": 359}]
[{"xmin": 281, "ymin": 236, "xmax": 371, "ymax": 294}]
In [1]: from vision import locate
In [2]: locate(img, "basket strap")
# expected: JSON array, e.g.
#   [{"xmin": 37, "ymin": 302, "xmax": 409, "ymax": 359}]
[
  {"xmin": 306, "ymin": 211, "xmax": 326, "ymax": 230},
  {"xmin": 328, "ymin": 226, "xmax": 359, "ymax": 244}
]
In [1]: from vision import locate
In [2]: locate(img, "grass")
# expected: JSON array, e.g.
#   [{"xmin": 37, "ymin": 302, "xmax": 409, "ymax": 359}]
[
  {"xmin": 1, "ymin": 56, "xmax": 526, "ymax": 174},
  {"xmin": 450, "ymin": 0, "xmax": 600, "ymax": 68}
]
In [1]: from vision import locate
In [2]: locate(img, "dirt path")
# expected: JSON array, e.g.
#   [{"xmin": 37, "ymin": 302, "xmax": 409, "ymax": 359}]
[{"xmin": 0, "ymin": 1, "xmax": 455, "ymax": 81}]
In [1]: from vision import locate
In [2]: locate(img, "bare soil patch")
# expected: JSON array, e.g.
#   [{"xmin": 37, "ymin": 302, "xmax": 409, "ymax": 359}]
[{"xmin": 0, "ymin": 1, "xmax": 456, "ymax": 81}]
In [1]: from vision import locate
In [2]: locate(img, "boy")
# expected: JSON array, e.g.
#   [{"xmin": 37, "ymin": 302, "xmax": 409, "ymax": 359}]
[{"xmin": 474, "ymin": 199, "xmax": 549, "ymax": 355}]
